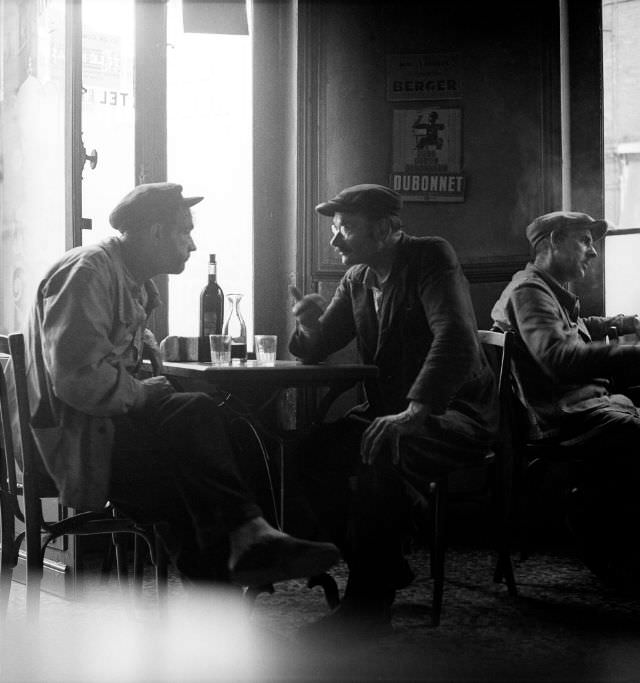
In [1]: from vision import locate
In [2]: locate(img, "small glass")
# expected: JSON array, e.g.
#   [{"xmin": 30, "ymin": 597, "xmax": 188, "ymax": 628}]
[
  {"xmin": 254, "ymin": 335, "xmax": 277, "ymax": 365},
  {"xmin": 209, "ymin": 334, "xmax": 232, "ymax": 365}
]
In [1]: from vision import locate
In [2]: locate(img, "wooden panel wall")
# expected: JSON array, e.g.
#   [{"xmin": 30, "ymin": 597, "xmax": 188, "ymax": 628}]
[{"xmin": 298, "ymin": 0, "xmax": 564, "ymax": 329}]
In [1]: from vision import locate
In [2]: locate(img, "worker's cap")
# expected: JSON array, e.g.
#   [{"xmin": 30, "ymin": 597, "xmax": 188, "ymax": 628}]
[
  {"xmin": 109, "ymin": 182, "xmax": 203, "ymax": 232},
  {"xmin": 525, "ymin": 211, "xmax": 611, "ymax": 248},
  {"xmin": 315, "ymin": 184, "xmax": 402, "ymax": 219}
]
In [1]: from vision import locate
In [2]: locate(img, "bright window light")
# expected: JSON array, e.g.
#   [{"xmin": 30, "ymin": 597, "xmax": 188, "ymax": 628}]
[{"xmin": 167, "ymin": 0, "xmax": 253, "ymax": 340}]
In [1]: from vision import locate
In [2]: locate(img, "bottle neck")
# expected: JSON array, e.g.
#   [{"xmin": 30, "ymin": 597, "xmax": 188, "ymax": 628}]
[{"xmin": 208, "ymin": 263, "xmax": 217, "ymax": 282}]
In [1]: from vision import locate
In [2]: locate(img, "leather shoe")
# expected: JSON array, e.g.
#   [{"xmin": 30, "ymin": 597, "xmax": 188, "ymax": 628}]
[{"xmin": 229, "ymin": 536, "xmax": 339, "ymax": 587}]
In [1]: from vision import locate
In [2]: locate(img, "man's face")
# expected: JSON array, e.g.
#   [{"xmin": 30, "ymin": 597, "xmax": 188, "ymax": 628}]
[
  {"xmin": 157, "ymin": 205, "xmax": 197, "ymax": 274},
  {"xmin": 551, "ymin": 227, "xmax": 598, "ymax": 282},
  {"xmin": 329, "ymin": 211, "xmax": 381, "ymax": 267}
]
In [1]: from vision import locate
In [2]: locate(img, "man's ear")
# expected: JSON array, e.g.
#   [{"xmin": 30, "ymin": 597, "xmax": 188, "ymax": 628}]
[
  {"xmin": 149, "ymin": 222, "xmax": 164, "ymax": 242},
  {"xmin": 372, "ymin": 217, "xmax": 392, "ymax": 243}
]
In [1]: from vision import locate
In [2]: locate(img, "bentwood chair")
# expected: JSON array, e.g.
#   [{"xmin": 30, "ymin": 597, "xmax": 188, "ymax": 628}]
[
  {"xmin": 488, "ymin": 329, "xmax": 610, "ymax": 587},
  {"xmin": 412, "ymin": 330, "xmax": 518, "ymax": 626},
  {"xmin": 0, "ymin": 333, "xmax": 168, "ymax": 621},
  {"xmin": 477, "ymin": 330, "xmax": 519, "ymax": 597}
]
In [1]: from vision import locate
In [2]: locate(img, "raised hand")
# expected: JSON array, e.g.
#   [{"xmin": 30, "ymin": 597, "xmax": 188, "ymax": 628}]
[{"xmin": 289, "ymin": 285, "xmax": 327, "ymax": 330}]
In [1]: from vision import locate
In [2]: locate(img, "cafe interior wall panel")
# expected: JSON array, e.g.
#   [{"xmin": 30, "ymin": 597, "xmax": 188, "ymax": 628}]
[{"xmin": 302, "ymin": 0, "xmax": 564, "ymax": 325}]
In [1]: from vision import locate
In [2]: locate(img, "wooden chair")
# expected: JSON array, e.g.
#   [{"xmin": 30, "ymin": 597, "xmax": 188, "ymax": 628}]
[
  {"xmin": 400, "ymin": 330, "xmax": 517, "ymax": 627},
  {"xmin": 0, "ymin": 332, "xmax": 168, "ymax": 621},
  {"xmin": 477, "ymin": 329, "xmax": 519, "ymax": 598},
  {"xmin": 488, "ymin": 330, "xmax": 605, "ymax": 585}
]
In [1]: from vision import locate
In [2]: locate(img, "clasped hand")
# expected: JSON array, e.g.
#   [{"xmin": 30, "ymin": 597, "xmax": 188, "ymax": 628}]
[{"xmin": 360, "ymin": 402, "xmax": 429, "ymax": 465}]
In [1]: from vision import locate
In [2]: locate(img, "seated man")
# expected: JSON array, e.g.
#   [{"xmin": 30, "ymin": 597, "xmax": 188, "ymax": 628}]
[
  {"xmin": 25, "ymin": 182, "xmax": 338, "ymax": 589},
  {"xmin": 491, "ymin": 210, "xmax": 640, "ymax": 585},
  {"xmin": 289, "ymin": 184, "xmax": 496, "ymax": 637}
]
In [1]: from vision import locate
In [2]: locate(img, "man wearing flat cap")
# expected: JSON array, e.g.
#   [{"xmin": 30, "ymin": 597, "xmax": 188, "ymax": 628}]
[
  {"xmin": 289, "ymin": 183, "xmax": 496, "ymax": 638},
  {"xmin": 25, "ymin": 182, "xmax": 338, "ymax": 590},
  {"xmin": 492, "ymin": 210, "xmax": 640, "ymax": 587}
]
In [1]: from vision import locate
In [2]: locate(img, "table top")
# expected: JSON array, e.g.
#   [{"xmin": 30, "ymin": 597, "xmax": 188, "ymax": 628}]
[{"xmin": 151, "ymin": 359, "xmax": 378, "ymax": 388}]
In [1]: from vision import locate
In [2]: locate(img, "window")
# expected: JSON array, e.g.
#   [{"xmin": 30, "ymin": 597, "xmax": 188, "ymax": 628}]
[
  {"xmin": 166, "ymin": 0, "xmax": 253, "ymax": 341},
  {"xmin": 603, "ymin": 0, "xmax": 640, "ymax": 315}
]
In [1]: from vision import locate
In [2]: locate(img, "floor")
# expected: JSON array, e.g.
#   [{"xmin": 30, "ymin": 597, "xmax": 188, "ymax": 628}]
[{"xmin": 2, "ymin": 541, "xmax": 640, "ymax": 683}]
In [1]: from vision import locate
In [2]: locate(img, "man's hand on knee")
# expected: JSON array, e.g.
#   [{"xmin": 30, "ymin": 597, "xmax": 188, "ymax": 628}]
[
  {"xmin": 360, "ymin": 402, "xmax": 429, "ymax": 465},
  {"xmin": 140, "ymin": 375, "xmax": 176, "ymax": 409}
]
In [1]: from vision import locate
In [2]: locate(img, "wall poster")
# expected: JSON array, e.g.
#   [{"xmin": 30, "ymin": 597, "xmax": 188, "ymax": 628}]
[{"xmin": 390, "ymin": 106, "xmax": 465, "ymax": 203}]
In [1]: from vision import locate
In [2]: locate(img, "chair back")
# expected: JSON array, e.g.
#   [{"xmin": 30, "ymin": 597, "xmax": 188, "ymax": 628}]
[
  {"xmin": 0, "ymin": 333, "xmax": 57, "ymax": 515},
  {"xmin": 0, "ymin": 336, "xmax": 23, "ymax": 515}
]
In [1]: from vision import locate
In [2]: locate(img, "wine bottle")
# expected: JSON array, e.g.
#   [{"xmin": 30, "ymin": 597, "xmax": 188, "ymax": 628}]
[{"xmin": 199, "ymin": 254, "xmax": 224, "ymax": 337}]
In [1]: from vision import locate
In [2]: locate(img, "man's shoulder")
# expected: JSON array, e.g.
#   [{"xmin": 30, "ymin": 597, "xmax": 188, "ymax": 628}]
[
  {"xmin": 41, "ymin": 238, "xmax": 120, "ymax": 286},
  {"xmin": 400, "ymin": 234, "xmax": 461, "ymax": 271}
]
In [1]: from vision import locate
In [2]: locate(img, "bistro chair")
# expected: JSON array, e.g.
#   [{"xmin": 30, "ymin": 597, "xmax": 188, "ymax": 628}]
[
  {"xmin": 412, "ymin": 330, "xmax": 518, "ymax": 627},
  {"xmin": 489, "ymin": 329, "xmax": 604, "ymax": 586},
  {"xmin": 0, "ymin": 332, "xmax": 168, "ymax": 621}
]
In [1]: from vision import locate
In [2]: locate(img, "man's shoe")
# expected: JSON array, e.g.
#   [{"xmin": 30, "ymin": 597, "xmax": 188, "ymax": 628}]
[
  {"xmin": 229, "ymin": 535, "xmax": 340, "ymax": 587},
  {"xmin": 298, "ymin": 599, "xmax": 392, "ymax": 645}
]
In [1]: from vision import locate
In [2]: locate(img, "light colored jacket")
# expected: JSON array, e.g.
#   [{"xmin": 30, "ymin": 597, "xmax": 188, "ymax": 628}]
[{"xmin": 25, "ymin": 237, "xmax": 160, "ymax": 509}]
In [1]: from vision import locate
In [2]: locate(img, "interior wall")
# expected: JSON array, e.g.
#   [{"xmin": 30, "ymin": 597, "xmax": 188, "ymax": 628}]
[
  {"xmin": 299, "ymin": 0, "xmax": 564, "ymax": 329},
  {"xmin": 253, "ymin": 0, "xmax": 299, "ymax": 357}
]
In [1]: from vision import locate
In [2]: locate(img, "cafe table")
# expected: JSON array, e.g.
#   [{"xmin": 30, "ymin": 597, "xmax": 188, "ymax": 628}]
[{"xmin": 142, "ymin": 358, "xmax": 378, "ymax": 528}]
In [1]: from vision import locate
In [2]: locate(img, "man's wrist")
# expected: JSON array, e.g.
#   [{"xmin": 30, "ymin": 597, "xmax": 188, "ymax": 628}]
[{"xmin": 407, "ymin": 401, "xmax": 430, "ymax": 419}]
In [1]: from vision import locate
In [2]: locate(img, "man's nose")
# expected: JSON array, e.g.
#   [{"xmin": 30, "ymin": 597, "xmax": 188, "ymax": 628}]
[
  {"xmin": 588, "ymin": 245, "xmax": 597, "ymax": 258},
  {"xmin": 188, "ymin": 237, "xmax": 197, "ymax": 252},
  {"xmin": 330, "ymin": 232, "xmax": 344, "ymax": 248}
]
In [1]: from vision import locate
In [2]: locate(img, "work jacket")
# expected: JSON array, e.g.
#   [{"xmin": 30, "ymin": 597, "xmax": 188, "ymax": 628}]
[
  {"xmin": 25, "ymin": 237, "xmax": 159, "ymax": 509},
  {"xmin": 491, "ymin": 262, "xmax": 640, "ymax": 441}
]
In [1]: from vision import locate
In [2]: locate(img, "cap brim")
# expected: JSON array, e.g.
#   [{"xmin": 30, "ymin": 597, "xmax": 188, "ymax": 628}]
[
  {"xmin": 591, "ymin": 220, "xmax": 610, "ymax": 241},
  {"xmin": 315, "ymin": 200, "xmax": 342, "ymax": 217},
  {"xmin": 184, "ymin": 196, "xmax": 204, "ymax": 208}
]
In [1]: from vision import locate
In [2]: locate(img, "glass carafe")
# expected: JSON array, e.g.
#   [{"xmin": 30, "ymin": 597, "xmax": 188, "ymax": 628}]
[{"xmin": 222, "ymin": 293, "xmax": 247, "ymax": 361}]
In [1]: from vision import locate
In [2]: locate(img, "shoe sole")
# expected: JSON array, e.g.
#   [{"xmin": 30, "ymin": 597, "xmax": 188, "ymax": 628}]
[{"xmin": 231, "ymin": 545, "xmax": 339, "ymax": 587}]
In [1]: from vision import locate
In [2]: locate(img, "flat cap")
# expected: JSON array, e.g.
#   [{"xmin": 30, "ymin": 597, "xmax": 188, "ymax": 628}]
[
  {"xmin": 315, "ymin": 184, "xmax": 402, "ymax": 218},
  {"xmin": 526, "ymin": 211, "xmax": 611, "ymax": 248},
  {"xmin": 109, "ymin": 182, "xmax": 203, "ymax": 231}
]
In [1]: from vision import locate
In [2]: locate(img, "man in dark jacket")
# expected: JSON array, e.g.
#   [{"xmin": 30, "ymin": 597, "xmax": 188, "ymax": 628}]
[
  {"xmin": 491, "ymin": 210, "xmax": 640, "ymax": 587},
  {"xmin": 289, "ymin": 184, "xmax": 496, "ymax": 638}
]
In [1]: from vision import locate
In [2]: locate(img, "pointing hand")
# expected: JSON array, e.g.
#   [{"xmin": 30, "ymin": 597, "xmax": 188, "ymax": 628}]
[{"xmin": 289, "ymin": 285, "xmax": 326, "ymax": 329}]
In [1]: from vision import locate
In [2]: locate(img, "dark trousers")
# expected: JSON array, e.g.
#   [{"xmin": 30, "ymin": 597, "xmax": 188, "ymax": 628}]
[
  {"xmin": 297, "ymin": 416, "xmax": 489, "ymax": 604},
  {"xmin": 108, "ymin": 392, "xmax": 262, "ymax": 581}
]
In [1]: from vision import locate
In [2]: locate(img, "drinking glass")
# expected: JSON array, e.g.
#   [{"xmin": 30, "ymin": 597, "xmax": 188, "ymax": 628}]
[
  {"xmin": 254, "ymin": 335, "xmax": 277, "ymax": 365},
  {"xmin": 209, "ymin": 334, "xmax": 232, "ymax": 365}
]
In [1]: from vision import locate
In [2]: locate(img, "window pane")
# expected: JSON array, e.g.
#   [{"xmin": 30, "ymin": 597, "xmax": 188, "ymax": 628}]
[
  {"xmin": 605, "ymin": 233, "xmax": 640, "ymax": 314},
  {"xmin": 81, "ymin": 0, "xmax": 135, "ymax": 246},
  {"xmin": 603, "ymin": 0, "xmax": 640, "ymax": 314},
  {"xmin": 0, "ymin": 0, "xmax": 67, "ymax": 333},
  {"xmin": 166, "ymin": 0, "xmax": 253, "ymax": 340}
]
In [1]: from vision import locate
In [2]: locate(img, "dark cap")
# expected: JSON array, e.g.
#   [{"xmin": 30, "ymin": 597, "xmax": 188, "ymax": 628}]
[
  {"xmin": 109, "ymin": 182, "xmax": 203, "ymax": 232},
  {"xmin": 525, "ymin": 211, "xmax": 611, "ymax": 248},
  {"xmin": 315, "ymin": 184, "xmax": 402, "ymax": 218}
]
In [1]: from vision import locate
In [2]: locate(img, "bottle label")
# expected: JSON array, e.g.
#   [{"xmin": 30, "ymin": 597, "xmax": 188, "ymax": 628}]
[{"xmin": 202, "ymin": 312, "xmax": 220, "ymax": 336}]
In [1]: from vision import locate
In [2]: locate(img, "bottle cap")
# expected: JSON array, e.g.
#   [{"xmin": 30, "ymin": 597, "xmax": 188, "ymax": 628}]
[{"xmin": 209, "ymin": 254, "xmax": 216, "ymax": 262}]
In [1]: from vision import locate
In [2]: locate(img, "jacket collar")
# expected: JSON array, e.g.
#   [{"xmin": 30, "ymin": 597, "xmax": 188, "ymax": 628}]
[{"xmin": 527, "ymin": 262, "xmax": 580, "ymax": 320}]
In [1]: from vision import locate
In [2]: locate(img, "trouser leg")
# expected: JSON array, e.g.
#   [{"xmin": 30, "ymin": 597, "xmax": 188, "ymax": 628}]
[{"xmin": 109, "ymin": 392, "xmax": 262, "ymax": 580}]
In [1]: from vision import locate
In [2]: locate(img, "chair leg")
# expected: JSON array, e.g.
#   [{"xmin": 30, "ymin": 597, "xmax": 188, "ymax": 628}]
[
  {"xmin": 113, "ymin": 533, "xmax": 129, "ymax": 593},
  {"xmin": 25, "ymin": 510, "xmax": 43, "ymax": 623},
  {"xmin": 429, "ymin": 477, "xmax": 448, "ymax": 627},
  {"xmin": 0, "ymin": 497, "xmax": 17, "ymax": 620},
  {"xmin": 154, "ymin": 531, "xmax": 169, "ymax": 606},
  {"xmin": 133, "ymin": 535, "xmax": 145, "ymax": 596}
]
